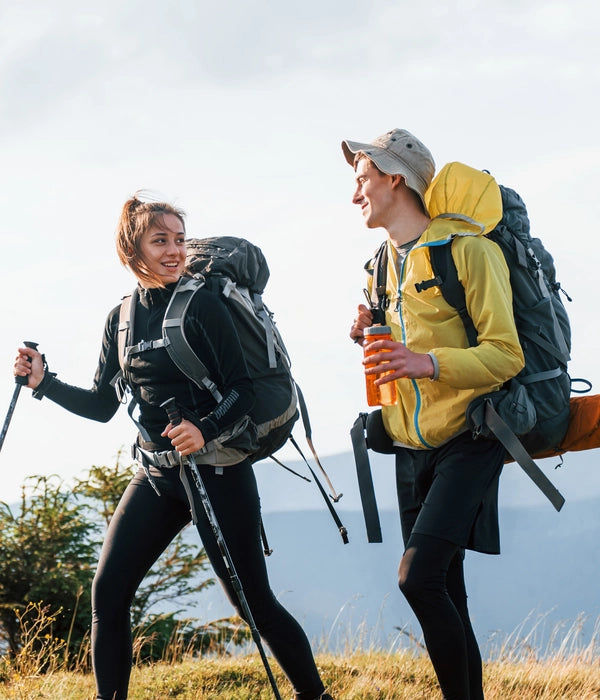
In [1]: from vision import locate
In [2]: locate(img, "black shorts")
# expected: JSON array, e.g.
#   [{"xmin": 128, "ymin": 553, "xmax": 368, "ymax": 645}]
[{"xmin": 395, "ymin": 431, "xmax": 505, "ymax": 554}]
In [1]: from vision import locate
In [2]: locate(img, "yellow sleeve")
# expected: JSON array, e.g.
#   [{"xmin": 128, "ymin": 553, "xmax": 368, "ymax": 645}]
[{"xmin": 431, "ymin": 236, "xmax": 525, "ymax": 389}]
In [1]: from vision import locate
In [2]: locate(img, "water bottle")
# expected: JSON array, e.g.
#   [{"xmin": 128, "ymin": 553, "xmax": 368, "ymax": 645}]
[{"xmin": 363, "ymin": 325, "xmax": 397, "ymax": 407}]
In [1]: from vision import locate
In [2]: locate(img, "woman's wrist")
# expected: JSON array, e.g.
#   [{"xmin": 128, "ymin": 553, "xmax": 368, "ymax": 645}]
[{"xmin": 32, "ymin": 370, "xmax": 57, "ymax": 400}]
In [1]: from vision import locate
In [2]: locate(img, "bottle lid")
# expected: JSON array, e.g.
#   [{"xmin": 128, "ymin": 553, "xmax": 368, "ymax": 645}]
[{"xmin": 364, "ymin": 325, "xmax": 392, "ymax": 336}]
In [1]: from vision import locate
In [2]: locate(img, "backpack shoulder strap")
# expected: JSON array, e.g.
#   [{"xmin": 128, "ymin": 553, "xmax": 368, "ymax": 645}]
[
  {"xmin": 114, "ymin": 288, "xmax": 155, "ymax": 444},
  {"xmin": 112, "ymin": 288, "xmax": 139, "ymax": 398},
  {"xmin": 429, "ymin": 242, "xmax": 478, "ymax": 347},
  {"xmin": 162, "ymin": 276, "xmax": 223, "ymax": 403},
  {"xmin": 117, "ymin": 287, "xmax": 173, "ymax": 368},
  {"xmin": 117, "ymin": 289, "xmax": 136, "ymax": 373},
  {"xmin": 365, "ymin": 241, "xmax": 389, "ymax": 326}
]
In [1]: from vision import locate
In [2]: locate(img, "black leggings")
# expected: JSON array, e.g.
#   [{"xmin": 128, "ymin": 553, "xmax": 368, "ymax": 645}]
[
  {"xmin": 91, "ymin": 460, "xmax": 325, "ymax": 700},
  {"xmin": 394, "ymin": 433, "xmax": 505, "ymax": 699},
  {"xmin": 399, "ymin": 533, "xmax": 483, "ymax": 700}
]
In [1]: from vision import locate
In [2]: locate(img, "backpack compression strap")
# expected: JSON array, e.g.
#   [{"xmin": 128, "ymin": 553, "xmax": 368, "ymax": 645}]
[
  {"xmin": 252, "ymin": 291, "xmax": 277, "ymax": 369},
  {"xmin": 482, "ymin": 398, "xmax": 565, "ymax": 511},
  {"xmin": 216, "ymin": 276, "xmax": 278, "ymax": 370}
]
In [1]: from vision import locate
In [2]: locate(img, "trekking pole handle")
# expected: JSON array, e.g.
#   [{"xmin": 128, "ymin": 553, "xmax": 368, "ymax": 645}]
[
  {"xmin": 16, "ymin": 341, "xmax": 39, "ymax": 386},
  {"xmin": 160, "ymin": 397, "xmax": 182, "ymax": 428}
]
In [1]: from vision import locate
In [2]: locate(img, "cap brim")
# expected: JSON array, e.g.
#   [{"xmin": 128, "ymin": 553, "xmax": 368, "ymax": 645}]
[
  {"xmin": 342, "ymin": 138, "xmax": 430, "ymax": 213},
  {"xmin": 342, "ymin": 139, "xmax": 408, "ymax": 178},
  {"xmin": 341, "ymin": 139, "xmax": 375, "ymax": 167}
]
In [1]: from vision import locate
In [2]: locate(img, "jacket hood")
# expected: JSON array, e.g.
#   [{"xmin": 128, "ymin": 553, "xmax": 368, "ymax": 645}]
[{"xmin": 423, "ymin": 161, "xmax": 502, "ymax": 239}]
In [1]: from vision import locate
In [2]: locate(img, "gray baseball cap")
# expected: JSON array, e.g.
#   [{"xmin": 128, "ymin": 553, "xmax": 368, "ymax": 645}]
[{"xmin": 342, "ymin": 128, "xmax": 436, "ymax": 210}]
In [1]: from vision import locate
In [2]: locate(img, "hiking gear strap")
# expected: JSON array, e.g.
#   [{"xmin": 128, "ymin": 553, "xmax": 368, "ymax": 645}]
[
  {"xmin": 251, "ymin": 290, "xmax": 277, "ymax": 369},
  {"xmin": 295, "ymin": 383, "xmax": 343, "ymax": 502},
  {"xmin": 527, "ymin": 241, "xmax": 570, "ymax": 363},
  {"xmin": 269, "ymin": 454, "xmax": 311, "ymax": 481},
  {"xmin": 350, "ymin": 414, "xmax": 383, "ymax": 543},
  {"xmin": 366, "ymin": 241, "xmax": 389, "ymax": 326},
  {"xmin": 260, "ymin": 519, "xmax": 273, "ymax": 556},
  {"xmin": 129, "ymin": 443, "xmax": 162, "ymax": 499},
  {"xmin": 288, "ymin": 434, "xmax": 349, "ymax": 545},
  {"xmin": 482, "ymin": 398, "xmax": 565, "ymax": 511}
]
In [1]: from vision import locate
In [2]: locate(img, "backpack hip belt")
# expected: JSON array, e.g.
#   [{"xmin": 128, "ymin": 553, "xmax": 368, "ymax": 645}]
[
  {"xmin": 132, "ymin": 444, "xmax": 181, "ymax": 469},
  {"xmin": 131, "ymin": 442, "xmax": 241, "ymax": 525}
]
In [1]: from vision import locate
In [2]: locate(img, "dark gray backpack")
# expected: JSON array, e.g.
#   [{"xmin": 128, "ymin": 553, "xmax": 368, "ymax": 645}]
[
  {"xmin": 118, "ymin": 236, "xmax": 348, "ymax": 543},
  {"xmin": 360, "ymin": 184, "xmax": 591, "ymax": 515}
]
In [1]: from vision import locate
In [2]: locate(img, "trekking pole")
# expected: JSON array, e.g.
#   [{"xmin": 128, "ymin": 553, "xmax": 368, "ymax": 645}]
[
  {"xmin": 0, "ymin": 342, "xmax": 38, "ymax": 454},
  {"xmin": 160, "ymin": 398, "xmax": 283, "ymax": 700}
]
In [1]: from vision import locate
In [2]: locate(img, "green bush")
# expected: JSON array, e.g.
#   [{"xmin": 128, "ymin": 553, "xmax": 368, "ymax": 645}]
[{"xmin": 0, "ymin": 452, "xmax": 246, "ymax": 668}]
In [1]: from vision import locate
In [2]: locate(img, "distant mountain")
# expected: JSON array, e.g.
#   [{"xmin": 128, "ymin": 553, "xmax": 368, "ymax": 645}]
[{"xmin": 181, "ymin": 448, "xmax": 600, "ymax": 657}]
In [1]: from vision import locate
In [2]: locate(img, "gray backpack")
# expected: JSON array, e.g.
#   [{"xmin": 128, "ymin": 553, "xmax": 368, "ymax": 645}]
[
  {"xmin": 360, "ymin": 184, "xmax": 591, "ymax": 515},
  {"xmin": 118, "ymin": 236, "xmax": 348, "ymax": 544}
]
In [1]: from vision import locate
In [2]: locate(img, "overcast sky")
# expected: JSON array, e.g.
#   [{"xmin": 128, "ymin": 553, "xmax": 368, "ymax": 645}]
[{"xmin": 1, "ymin": 0, "xmax": 599, "ymax": 505}]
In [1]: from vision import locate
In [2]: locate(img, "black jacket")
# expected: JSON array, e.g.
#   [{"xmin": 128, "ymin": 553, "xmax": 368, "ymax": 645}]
[{"xmin": 34, "ymin": 282, "xmax": 255, "ymax": 451}]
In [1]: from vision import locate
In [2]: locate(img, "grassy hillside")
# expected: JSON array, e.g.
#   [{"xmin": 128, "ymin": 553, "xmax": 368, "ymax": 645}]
[
  {"xmin": 1, "ymin": 650, "xmax": 599, "ymax": 699},
  {"xmin": 1, "ymin": 603, "xmax": 598, "ymax": 698}
]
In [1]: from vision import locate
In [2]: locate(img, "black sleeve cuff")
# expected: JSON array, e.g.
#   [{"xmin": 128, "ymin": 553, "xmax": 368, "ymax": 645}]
[
  {"xmin": 181, "ymin": 408, "xmax": 219, "ymax": 443},
  {"xmin": 32, "ymin": 372, "xmax": 58, "ymax": 400}
]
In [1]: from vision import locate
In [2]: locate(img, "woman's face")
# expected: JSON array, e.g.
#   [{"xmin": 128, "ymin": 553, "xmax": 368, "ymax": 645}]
[{"xmin": 138, "ymin": 213, "xmax": 186, "ymax": 286}]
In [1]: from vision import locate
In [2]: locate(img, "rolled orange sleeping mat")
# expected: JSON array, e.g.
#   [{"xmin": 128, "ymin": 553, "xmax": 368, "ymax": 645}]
[{"xmin": 533, "ymin": 394, "xmax": 600, "ymax": 459}]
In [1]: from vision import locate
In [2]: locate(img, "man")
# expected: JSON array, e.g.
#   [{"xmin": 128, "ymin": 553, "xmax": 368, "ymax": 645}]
[{"xmin": 344, "ymin": 129, "xmax": 524, "ymax": 700}]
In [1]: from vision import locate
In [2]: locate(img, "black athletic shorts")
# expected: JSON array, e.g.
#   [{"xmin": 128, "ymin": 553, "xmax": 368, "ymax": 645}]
[{"xmin": 395, "ymin": 430, "xmax": 505, "ymax": 554}]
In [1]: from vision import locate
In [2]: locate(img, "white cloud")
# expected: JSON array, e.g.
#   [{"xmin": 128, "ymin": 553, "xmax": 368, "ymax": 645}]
[{"xmin": 0, "ymin": 0, "xmax": 599, "ymax": 505}]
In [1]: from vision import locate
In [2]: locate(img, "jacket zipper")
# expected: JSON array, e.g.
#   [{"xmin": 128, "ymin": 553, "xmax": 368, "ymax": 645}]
[{"xmin": 397, "ymin": 245, "xmax": 434, "ymax": 449}]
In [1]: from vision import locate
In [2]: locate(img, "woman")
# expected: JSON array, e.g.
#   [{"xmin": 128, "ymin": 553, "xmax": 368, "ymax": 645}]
[{"xmin": 14, "ymin": 194, "xmax": 333, "ymax": 700}]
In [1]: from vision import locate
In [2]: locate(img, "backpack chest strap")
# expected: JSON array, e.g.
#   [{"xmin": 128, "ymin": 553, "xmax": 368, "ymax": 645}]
[{"xmin": 125, "ymin": 337, "xmax": 169, "ymax": 358}]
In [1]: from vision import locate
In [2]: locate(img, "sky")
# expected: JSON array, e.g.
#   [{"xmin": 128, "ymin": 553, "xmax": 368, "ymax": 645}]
[{"xmin": 1, "ymin": 0, "xmax": 599, "ymax": 506}]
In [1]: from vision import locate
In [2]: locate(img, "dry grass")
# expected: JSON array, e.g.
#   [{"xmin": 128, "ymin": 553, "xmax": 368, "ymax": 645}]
[
  {"xmin": 1, "ymin": 651, "xmax": 600, "ymax": 699},
  {"xmin": 1, "ymin": 604, "xmax": 599, "ymax": 699}
]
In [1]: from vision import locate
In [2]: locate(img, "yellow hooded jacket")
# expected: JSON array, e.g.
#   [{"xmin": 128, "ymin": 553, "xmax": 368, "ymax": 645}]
[{"xmin": 370, "ymin": 162, "xmax": 525, "ymax": 449}]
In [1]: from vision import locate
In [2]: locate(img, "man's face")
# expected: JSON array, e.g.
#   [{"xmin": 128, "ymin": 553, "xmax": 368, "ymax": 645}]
[{"xmin": 352, "ymin": 158, "xmax": 395, "ymax": 230}]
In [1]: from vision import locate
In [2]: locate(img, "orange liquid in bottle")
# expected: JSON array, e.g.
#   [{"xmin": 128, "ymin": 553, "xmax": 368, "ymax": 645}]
[{"xmin": 363, "ymin": 326, "xmax": 397, "ymax": 407}]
